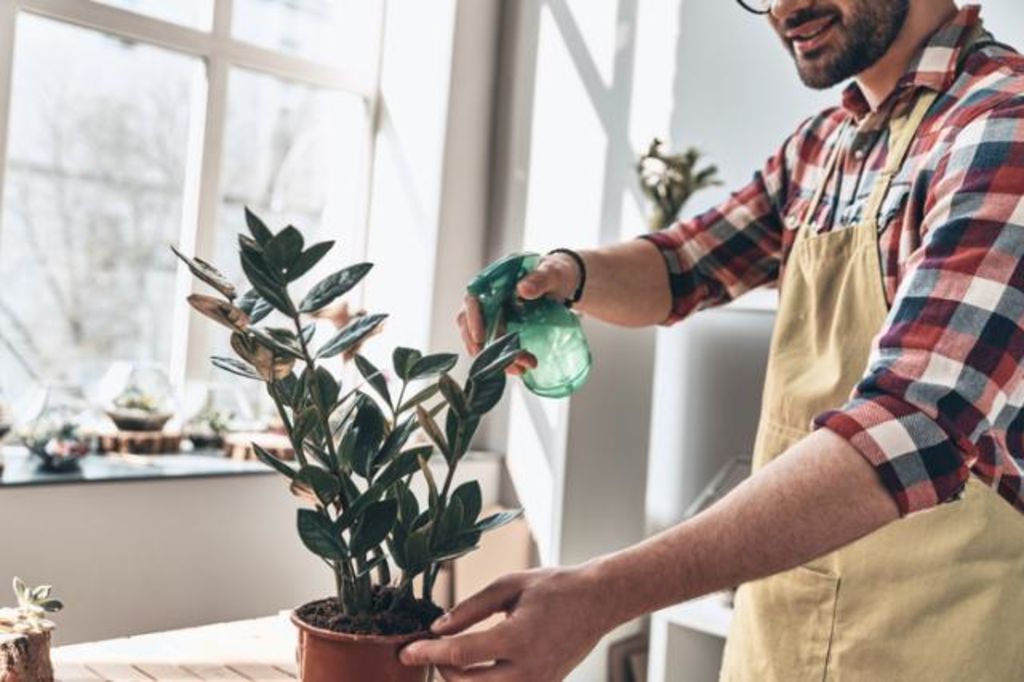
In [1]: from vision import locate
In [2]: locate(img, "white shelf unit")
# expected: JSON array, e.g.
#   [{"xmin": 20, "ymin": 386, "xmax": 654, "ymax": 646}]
[{"xmin": 648, "ymin": 595, "xmax": 733, "ymax": 682}]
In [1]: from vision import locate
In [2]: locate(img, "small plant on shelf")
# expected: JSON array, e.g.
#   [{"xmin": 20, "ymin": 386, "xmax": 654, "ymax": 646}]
[
  {"xmin": 637, "ymin": 138, "xmax": 722, "ymax": 231},
  {"xmin": 0, "ymin": 579, "xmax": 63, "ymax": 635},
  {"xmin": 173, "ymin": 209, "xmax": 522, "ymax": 681},
  {"xmin": 1, "ymin": 579, "xmax": 63, "ymax": 682}
]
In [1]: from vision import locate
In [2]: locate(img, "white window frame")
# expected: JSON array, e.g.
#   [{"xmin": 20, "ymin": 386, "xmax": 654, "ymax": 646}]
[{"xmin": 0, "ymin": 0, "xmax": 386, "ymax": 388}]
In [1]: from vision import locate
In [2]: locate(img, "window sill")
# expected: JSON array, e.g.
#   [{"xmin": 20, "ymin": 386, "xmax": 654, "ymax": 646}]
[{"xmin": 0, "ymin": 447, "xmax": 271, "ymax": 488}]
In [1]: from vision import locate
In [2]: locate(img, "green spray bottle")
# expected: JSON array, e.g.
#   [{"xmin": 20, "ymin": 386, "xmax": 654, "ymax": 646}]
[{"xmin": 467, "ymin": 253, "xmax": 591, "ymax": 398}]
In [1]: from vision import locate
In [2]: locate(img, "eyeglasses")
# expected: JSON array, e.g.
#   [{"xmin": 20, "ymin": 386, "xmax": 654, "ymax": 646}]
[{"xmin": 736, "ymin": 0, "xmax": 772, "ymax": 15}]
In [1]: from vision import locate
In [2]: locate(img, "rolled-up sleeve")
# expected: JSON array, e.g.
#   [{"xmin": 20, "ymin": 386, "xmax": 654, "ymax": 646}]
[
  {"xmin": 816, "ymin": 97, "xmax": 1024, "ymax": 516},
  {"xmin": 639, "ymin": 121, "xmax": 812, "ymax": 324}
]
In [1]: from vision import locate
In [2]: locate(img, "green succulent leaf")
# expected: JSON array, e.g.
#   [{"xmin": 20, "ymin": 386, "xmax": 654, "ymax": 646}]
[
  {"xmin": 38, "ymin": 599, "xmax": 64, "ymax": 613},
  {"xmin": 451, "ymin": 481, "xmax": 482, "ymax": 529},
  {"xmin": 430, "ymin": 538, "xmax": 480, "ymax": 564},
  {"xmin": 29, "ymin": 586, "xmax": 52, "ymax": 602},
  {"xmin": 416, "ymin": 405, "xmax": 449, "ymax": 458},
  {"xmin": 354, "ymin": 354, "xmax": 391, "ymax": 408},
  {"xmin": 299, "ymin": 263, "xmax": 374, "ymax": 313},
  {"xmin": 297, "ymin": 509, "xmax": 347, "ymax": 561},
  {"xmin": 12, "ymin": 578, "xmax": 26, "ymax": 604},
  {"xmin": 237, "ymin": 289, "xmax": 274, "ymax": 324},
  {"xmin": 249, "ymin": 327, "xmax": 304, "ymax": 361},
  {"xmin": 314, "ymin": 367, "xmax": 340, "ymax": 414},
  {"xmin": 438, "ymin": 496, "xmax": 465, "ymax": 543},
  {"xmin": 241, "ymin": 249, "xmax": 293, "ymax": 315},
  {"xmin": 409, "ymin": 353, "xmax": 459, "ymax": 380},
  {"xmin": 397, "ymin": 383, "xmax": 440, "ymax": 414},
  {"xmin": 392, "ymin": 347, "xmax": 422, "ymax": 381},
  {"xmin": 377, "ymin": 414, "xmax": 417, "ymax": 467},
  {"xmin": 350, "ymin": 499, "xmax": 398, "ymax": 555},
  {"xmin": 350, "ymin": 397, "xmax": 386, "ymax": 478},
  {"xmin": 393, "ymin": 480, "xmax": 419, "ymax": 527},
  {"xmin": 245, "ymin": 207, "xmax": 274, "ymax": 245},
  {"xmin": 293, "ymin": 466, "xmax": 341, "ymax": 507},
  {"xmin": 170, "ymin": 245, "xmax": 237, "ymax": 300},
  {"xmin": 445, "ymin": 409, "xmax": 479, "ymax": 463},
  {"xmin": 252, "ymin": 442, "xmax": 296, "ymax": 479},
  {"xmin": 212, "ymin": 356, "xmax": 264, "ymax": 382},
  {"xmin": 355, "ymin": 553, "xmax": 390, "ymax": 579},
  {"xmin": 469, "ymin": 509, "xmax": 524, "ymax": 535},
  {"xmin": 467, "ymin": 372, "xmax": 507, "ymax": 414},
  {"xmin": 274, "ymin": 373, "xmax": 301, "ymax": 408},
  {"xmin": 317, "ymin": 314, "xmax": 388, "ymax": 359},
  {"xmin": 288, "ymin": 241, "xmax": 334, "ymax": 282},
  {"xmin": 402, "ymin": 526, "xmax": 433, "ymax": 574},
  {"xmin": 438, "ymin": 374, "xmax": 469, "ymax": 418},
  {"xmin": 470, "ymin": 333, "xmax": 520, "ymax": 378},
  {"xmin": 264, "ymin": 225, "xmax": 304, "ymax": 271}
]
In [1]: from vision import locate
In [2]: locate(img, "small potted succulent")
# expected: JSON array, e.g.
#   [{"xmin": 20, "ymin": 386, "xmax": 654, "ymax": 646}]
[
  {"xmin": 174, "ymin": 210, "xmax": 523, "ymax": 681},
  {"xmin": 0, "ymin": 578, "xmax": 63, "ymax": 681},
  {"xmin": 637, "ymin": 138, "xmax": 722, "ymax": 231}
]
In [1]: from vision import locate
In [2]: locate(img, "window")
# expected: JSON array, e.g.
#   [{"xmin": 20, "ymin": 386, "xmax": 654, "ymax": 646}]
[{"xmin": 0, "ymin": 0, "xmax": 384, "ymax": 400}]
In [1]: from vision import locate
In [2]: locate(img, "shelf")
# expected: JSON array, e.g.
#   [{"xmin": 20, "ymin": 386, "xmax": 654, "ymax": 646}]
[{"xmin": 653, "ymin": 593, "xmax": 733, "ymax": 639}]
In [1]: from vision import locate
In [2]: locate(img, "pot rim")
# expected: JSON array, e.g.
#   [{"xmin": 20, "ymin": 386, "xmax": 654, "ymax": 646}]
[{"xmin": 290, "ymin": 609, "xmax": 432, "ymax": 646}]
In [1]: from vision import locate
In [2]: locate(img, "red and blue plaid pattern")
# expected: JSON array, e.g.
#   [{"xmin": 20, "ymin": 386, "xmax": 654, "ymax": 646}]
[{"xmin": 643, "ymin": 6, "xmax": 1024, "ymax": 516}]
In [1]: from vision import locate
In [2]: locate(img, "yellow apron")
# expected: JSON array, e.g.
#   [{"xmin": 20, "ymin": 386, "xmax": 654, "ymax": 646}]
[{"xmin": 719, "ymin": 88, "xmax": 1024, "ymax": 681}]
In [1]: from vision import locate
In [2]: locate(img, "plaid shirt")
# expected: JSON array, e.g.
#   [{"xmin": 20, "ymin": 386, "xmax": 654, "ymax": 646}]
[{"xmin": 643, "ymin": 6, "xmax": 1024, "ymax": 516}]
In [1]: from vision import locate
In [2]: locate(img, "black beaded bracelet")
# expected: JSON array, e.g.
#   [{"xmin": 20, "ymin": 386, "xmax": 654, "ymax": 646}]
[{"xmin": 546, "ymin": 248, "xmax": 587, "ymax": 308}]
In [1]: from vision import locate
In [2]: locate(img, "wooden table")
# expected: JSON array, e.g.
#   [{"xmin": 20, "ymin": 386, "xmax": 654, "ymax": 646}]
[{"xmin": 52, "ymin": 616, "xmax": 298, "ymax": 681}]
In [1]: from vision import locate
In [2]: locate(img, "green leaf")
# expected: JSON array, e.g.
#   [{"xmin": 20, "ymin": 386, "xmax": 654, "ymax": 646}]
[
  {"xmin": 212, "ymin": 356, "xmax": 264, "ymax": 382},
  {"xmin": 245, "ymin": 207, "xmax": 274, "ymax": 245},
  {"xmin": 377, "ymin": 415, "xmax": 417, "ymax": 467},
  {"xmin": 397, "ymin": 383, "xmax": 440, "ymax": 414},
  {"xmin": 471, "ymin": 509, "xmax": 524, "ymax": 535},
  {"xmin": 416, "ymin": 405, "xmax": 448, "ymax": 458},
  {"xmin": 275, "ymin": 373, "xmax": 301, "ymax": 408},
  {"xmin": 392, "ymin": 347, "xmax": 422, "ymax": 381},
  {"xmin": 288, "ymin": 241, "xmax": 334, "ymax": 282},
  {"xmin": 170, "ymin": 245, "xmax": 237, "ymax": 300},
  {"xmin": 297, "ymin": 509, "xmax": 347, "ymax": 561},
  {"xmin": 294, "ymin": 466, "xmax": 341, "ymax": 507},
  {"xmin": 445, "ymin": 409, "xmax": 479, "ymax": 462},
  {"xmin": 299, "ymin": 263, "xmax": 374, "ymax": 313},
  {"xmin": 12, "ymin": 578, "xmax": 26, "ymax": 603},
  {"xmin": 354, "ymin": 354, "xmax": 391, "ymax": 408},
  {"xmin": 38, "ymin": 599, "xmax": 63, "ymax": 613},
  {"xmin": 467, "ymin": 372, "xmax": 507, "ymax": 414},
  {"xmin": 351, "ymin": 398, "xmax": 386, "ymax": 478},
  {"xmin": 29, "ymin": 586, "xmax": 52, "ymax": 602},
  {"xmin": 438, "ymin": 496, "xmax": 464, "ymax": 543},
  {"xmin": 252, "ymin": 442, "xmax": 296, "ymax": 479},
  {"xmin": 402, "ymin": 526, "xmax": 432, "ymax": 574},
  {"xmin": 249, "ymin": 327, "xmax": 304, "ymax": 360},
  {"xmin": 409, "ymin": 353, "xmax": 459, "ymax": 380},
  {"xmin": 418, "ymin": 451, "xmax": 440, "ymax": 513},
  {"xmin": 350, "ymin": 499, "xmax": 398, "ymax": 555},
  {"xmin": 241, "ymin": 249, "xmax": 293, "ymax": 315},
  {"xmin": 451, "ymin": 481, "xmax": 482, "ymax": 528},
  {"xmin": 438, "ymin": 374, "xmax": 469, "ymax": 418},
  {"xmin": 237, "ymin": 289, "xmax": 273, "ymax": 324},
  {"xmin": 302, "ymin": 323, "xmax": 317, "ymax": 346},
  {"xmin": 470, "ymin": 333, "xmax": 520, "ymax": 378},
  {"xmin": 314, "ymin": 367, "xmax": 340, "ymax": 413},
  {"xmin": 394, "ymin": 480, "xmax": 419, "ymax": 527},
  {"xmin": 317, "ymin": 314, "xmax": 388, "ymax": 359},
  {"xmin": 264, "ymin": 225, "xmax": 304, "ymax": 271}
]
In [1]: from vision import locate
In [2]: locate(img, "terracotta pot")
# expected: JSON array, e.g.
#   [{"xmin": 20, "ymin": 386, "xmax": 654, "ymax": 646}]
[{"xmin": 291, "ymin": 612, "xmax": 430, "ymax": 682}]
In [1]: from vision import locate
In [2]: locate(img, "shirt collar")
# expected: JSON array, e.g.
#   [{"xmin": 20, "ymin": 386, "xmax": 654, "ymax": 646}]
[{"xmin": 841, "ymin": 4, "xmax": 983, "ymax": 119}]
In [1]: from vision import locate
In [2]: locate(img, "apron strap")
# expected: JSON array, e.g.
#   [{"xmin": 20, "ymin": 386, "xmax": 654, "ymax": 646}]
[{"xmin": 799, "ymin": 119, "xmax": 850, "ymax": 234}]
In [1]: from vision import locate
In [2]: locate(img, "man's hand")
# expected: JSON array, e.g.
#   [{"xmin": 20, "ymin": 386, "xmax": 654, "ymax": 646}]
[
  {"xmin": 400, "ymin": 567, "xmax": 610, "ymax": 682},
  {"xmin": 456, "ymin": 253, "xmax": 580, "ymax": 376}
]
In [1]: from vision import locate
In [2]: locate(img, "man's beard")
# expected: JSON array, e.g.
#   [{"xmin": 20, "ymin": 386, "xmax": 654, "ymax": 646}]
[{"xmin": 779, "ymin": 1, "xmax": 910, "ymax": 89}]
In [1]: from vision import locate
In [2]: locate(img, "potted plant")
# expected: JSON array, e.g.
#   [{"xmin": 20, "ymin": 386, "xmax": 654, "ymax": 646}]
[
  {"xmin": 0, "ymin": 578, "xmax": 63, "ymax": 681},
  {"xmin": 174, "ymin": 210, "xmax": 523, "ymax": 682},
  {"xmin": 637, "ymin": 138, "xmax": 722, "ymax": 231}
]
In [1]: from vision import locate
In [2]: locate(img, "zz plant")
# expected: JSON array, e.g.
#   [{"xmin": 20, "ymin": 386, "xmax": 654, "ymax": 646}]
[{"xmin": 173, "ymin": 209, "xmax": 522, "ymax": 621}]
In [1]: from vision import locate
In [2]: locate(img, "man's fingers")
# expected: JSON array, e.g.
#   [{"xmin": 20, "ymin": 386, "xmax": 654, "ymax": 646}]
[
  {"xmin": 432, "ymin": 577, "xmax": 523, "ymax": 635},
  {"xmin": 516, "ymin": 264, "xmax": 560, "ymax": 300},
  {"xmin": 437, "ymin": 662, "xmax": 512, "ymax": 681},
  {"xmin": 464, "ymin": 295, "xmax": 485, "ymax": 346},
  {"xmin": 401, "ymin": 629, "xmax": 509, "ymax": 669}
]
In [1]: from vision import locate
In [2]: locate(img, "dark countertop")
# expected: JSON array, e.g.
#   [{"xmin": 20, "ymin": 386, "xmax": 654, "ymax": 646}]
[{"xmin": 0, "ymin": 447, "xmax": 271, "ymax": 488}]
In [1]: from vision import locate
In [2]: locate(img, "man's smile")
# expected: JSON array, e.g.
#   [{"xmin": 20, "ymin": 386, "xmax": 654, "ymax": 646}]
[{"xmin": 787, "ymin": 14, "xmax": 841, "ymax": 55}]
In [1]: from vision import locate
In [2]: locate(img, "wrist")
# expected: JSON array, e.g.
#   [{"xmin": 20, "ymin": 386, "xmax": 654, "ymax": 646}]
[
  {"xmin": 545, "ymin": 248, "xmax": 587, "ymax": 307},
  {"xmin": 575, "ymin": 555, "xmax": 637, "ymax": 630}
]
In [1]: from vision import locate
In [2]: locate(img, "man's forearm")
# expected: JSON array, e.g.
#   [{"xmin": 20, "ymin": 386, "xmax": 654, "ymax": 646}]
[
  {"xmin": 573, "ymin": 240, "xmax": 674, "ymax": 327},
  {"xmin": 589, "ymin": 428, "xmax": 900, "ymax": 625}
]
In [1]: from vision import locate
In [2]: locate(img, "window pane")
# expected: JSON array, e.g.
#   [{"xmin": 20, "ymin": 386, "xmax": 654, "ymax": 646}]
[
  {"xmin": 232, "ymin": 0, "xmax": 378, "ymax": 67},
  {"xmin": 216, "ymin": 67, "xmax": 368, "ymax": 284},
  {"xmin": 94, "ymin": 0, "xmax": 214, "ymax": 30},
  {"xmin": 0, "ymin": 15, "xmax": 199, "ymax": 397}
]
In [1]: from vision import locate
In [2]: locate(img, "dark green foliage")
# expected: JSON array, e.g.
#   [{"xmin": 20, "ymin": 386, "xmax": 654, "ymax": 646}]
[{"xmin": 174, "ymin": 208, "xmax": 522, "ymax": 617}]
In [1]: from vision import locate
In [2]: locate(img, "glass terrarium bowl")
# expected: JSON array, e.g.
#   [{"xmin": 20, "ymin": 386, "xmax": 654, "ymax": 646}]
[
  {"xmin": 97, "ymin": 362, "xmax": 176, "ymax": 432},
  {"xmin": 181, "ymin": 382, "xmax": 263, "ymax": 450},
  {"xmin": 15, "ymin": 383, "xmax": 94, "ymax": 472}
]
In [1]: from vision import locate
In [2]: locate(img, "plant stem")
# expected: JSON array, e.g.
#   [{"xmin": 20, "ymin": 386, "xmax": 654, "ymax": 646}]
[{"xmin": 290, "ymin": 315, "xmax": 343, "ymax": 476}]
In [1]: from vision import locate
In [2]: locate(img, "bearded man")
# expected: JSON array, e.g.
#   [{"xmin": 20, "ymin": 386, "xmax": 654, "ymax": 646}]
[{"xmin": 402, "ymin": 1, "xmax": 1024, "ymax": 680}]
